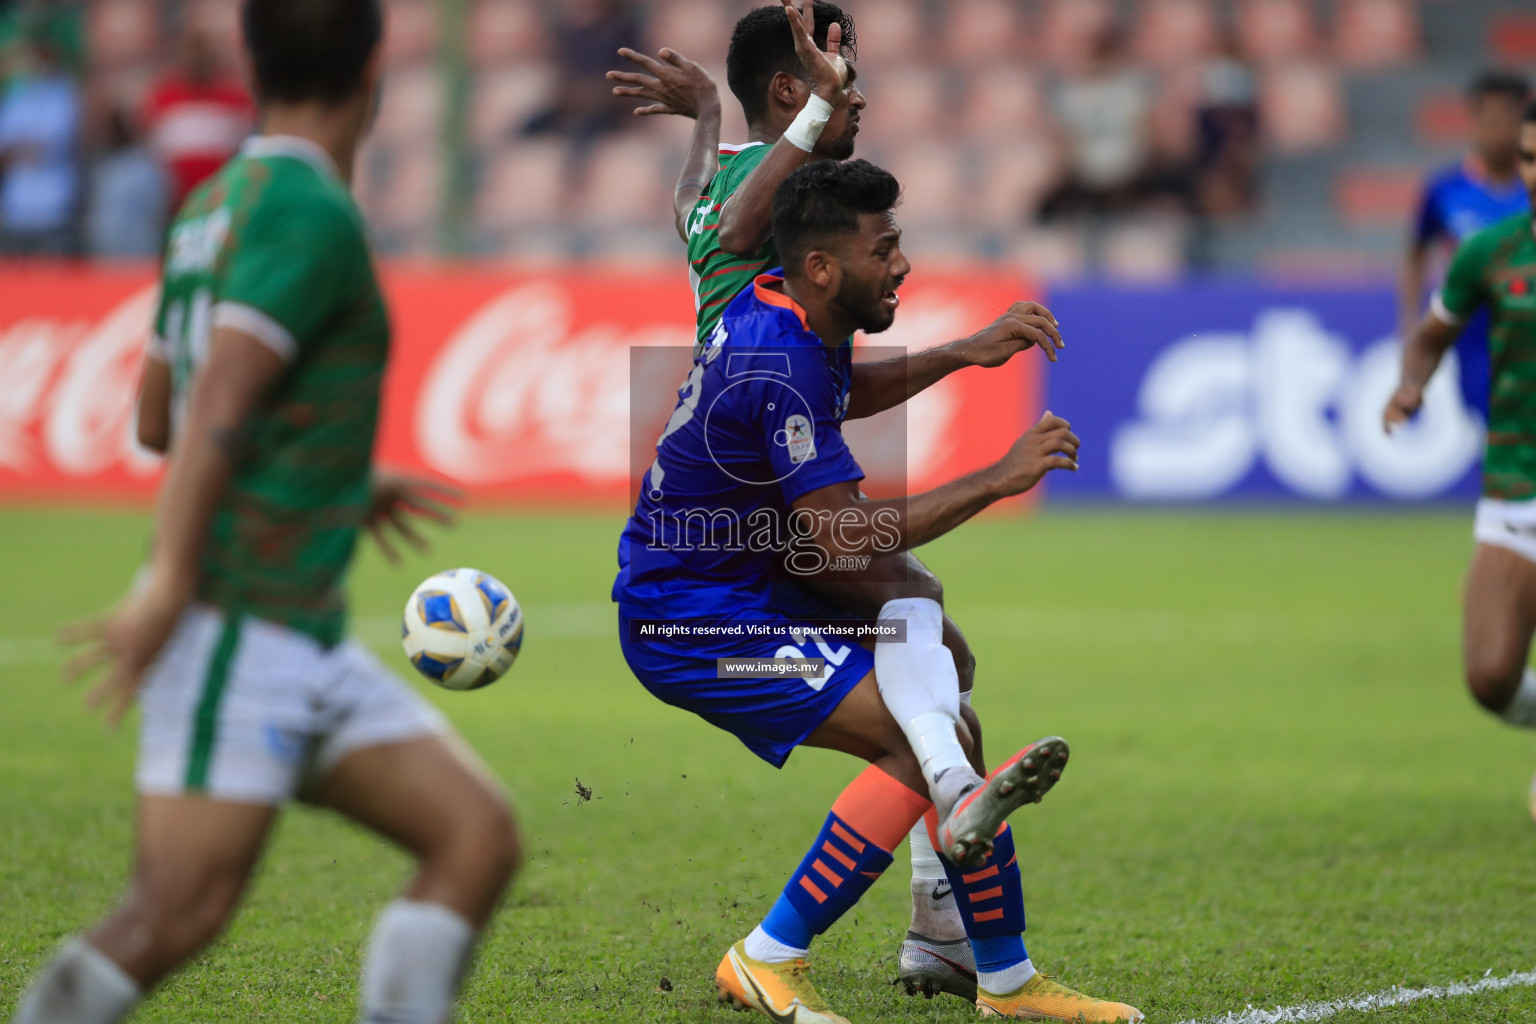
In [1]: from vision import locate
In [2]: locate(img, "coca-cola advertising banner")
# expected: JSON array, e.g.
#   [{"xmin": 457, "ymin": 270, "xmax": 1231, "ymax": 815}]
[{"xmin": 0, "ymin": 265, "xmax": 1040, "ymax": 507}]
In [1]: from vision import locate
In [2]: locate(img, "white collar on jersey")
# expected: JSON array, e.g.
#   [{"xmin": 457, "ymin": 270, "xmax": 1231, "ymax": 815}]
[{"xmin": 241, "ymin": 135, "xmax": 341, "ymax": 182}]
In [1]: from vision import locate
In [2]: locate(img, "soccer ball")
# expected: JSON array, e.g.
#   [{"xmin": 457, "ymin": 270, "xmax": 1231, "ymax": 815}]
[{"xmin": 401, "ymin": 568, "xmax": 524, "ymax": 691}]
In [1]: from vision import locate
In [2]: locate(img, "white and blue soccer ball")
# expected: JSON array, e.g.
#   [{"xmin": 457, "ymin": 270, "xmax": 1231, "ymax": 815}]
[{"xmin": 401, "ymin": 568, "xmax": 523, "ymax": 691}]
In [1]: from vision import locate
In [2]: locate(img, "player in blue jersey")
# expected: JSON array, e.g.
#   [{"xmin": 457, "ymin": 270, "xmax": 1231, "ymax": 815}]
[
  {"xmin": 1402, "ymin": 71, "xmax": 1531, "ymax": 420},
  {"xmin": 613, "ymin": 160, "xmax": 1142, "ymax": 1024},
  {"xmin": 612, "ymin": 6, "xmax": 1035, "ymax": 999}
]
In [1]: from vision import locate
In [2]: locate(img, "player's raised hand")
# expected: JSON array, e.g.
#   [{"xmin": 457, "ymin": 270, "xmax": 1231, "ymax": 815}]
[
  {"xmin": 367, "ymin": 469, "xmax": 463, "ymax": 563},
  {"xmin": 961, "ymin": 301, "xmax": 1065, "ymax": 366},
  {"xmin": 607, "ymin": 47, "xmax": 719, "ymax": 119},
  {"xmin": 994, "ymin": 411, "xmax": 1080, "ymax": 494},
  {"xmin": 59, "ymin": 576, "xmax": 186, "ymax": 729},
  {"xmin": 1382, "ymin": 382, "xmax": 1424, "ymax": 434},
  {"xmin": 782, "ymin": 0, "xmax": 849, "ymax": 103}
]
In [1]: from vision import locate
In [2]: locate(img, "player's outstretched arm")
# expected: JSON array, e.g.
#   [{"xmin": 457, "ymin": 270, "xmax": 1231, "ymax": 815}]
[
  {"xmin": 792, "ymin": 412, "xmax": 1078, "ymax": 558},
  {"xmin": 60, "ymin": 328, "xmax": 285, "ymax": 726},
  {"xmin": 1384, "ymin": 312, "xmax": 1461, "ymax": 433},
  {"xmin": 716, "ymin": 0, "xmax": 850, "ymax": 256},
  {"xmin": 607, "ymin": 47, "xmax": 722, "ymax": 242},
  {"xmin": 847, "ymin": 302, "xmax": 1064, "ymax": 420},
  {"xmin": 366, "ymin": 469, "xmax": 463, "ymax": 562}
]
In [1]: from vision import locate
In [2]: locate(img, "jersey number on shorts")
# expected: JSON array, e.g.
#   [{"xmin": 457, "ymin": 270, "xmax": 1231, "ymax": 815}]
[{"xmin": 775, "ymin": 630, "xmax": 851, "ymax": 691}]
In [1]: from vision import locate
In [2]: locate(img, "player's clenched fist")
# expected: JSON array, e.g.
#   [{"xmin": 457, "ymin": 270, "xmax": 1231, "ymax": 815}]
[
  {"xmin": 993, "ymin": 411, "xmax": 1080, "ymax": 494},
  {"xmin": 961, "ymin": 301, "xmax": 1065, "ymax": 366},
  {"xmin": 1382, "ymin": 382, "xmax": 1424, "ymax": 434}
]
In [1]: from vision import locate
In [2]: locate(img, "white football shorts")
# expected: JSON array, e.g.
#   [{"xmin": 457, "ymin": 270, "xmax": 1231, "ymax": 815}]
[
  {"xmin": 1473, "ymin": 497, "xmax": 1536, "ymax": 566},
  {"xmin": 137, "ymin": 603, "xmax": 447, "ymax": 805}
]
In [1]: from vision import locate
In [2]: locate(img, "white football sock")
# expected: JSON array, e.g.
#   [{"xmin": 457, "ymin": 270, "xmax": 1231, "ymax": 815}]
[
  {"xmin": 876, "ymin": 598, "xmax": 978, "ymax": 812},
  {"xmin": 743, "ymin": 924, "xmax": 808, "ymax": 964},
  {"xmin": 361, "ymin": 900, "xmax": 476, "ymax": 1024},
  {"xmin": 978, "ymin": 958, "xmax": 1037, "ymax": 996},
  {"xmin": 1500, "ymin": 669, "xmax": 1536, "ymax": 727},
  {"xmin": 12, "ymin": 939, "xmax": 140, "ymax": 1024}
]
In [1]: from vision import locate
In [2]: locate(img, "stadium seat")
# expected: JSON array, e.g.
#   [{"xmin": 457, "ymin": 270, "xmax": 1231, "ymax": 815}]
[
  {"xmin": 1038, "ymin": 0, "xmax": 1116, "ymax": 70},
  {"xmin": 941, "ymin": 0, "xmax": 1025, "ymax": 66},
  {"xmin": 87, "ymin": 0, "xmax": 158, "ymax": 68},
  {"xmin": 882, "ymin": 148, "xmax": 965, "ymax": 226},
  {"xmin": 1260, "ymin": 63, "xmax": 1346, "ymax": 153},
  {"xmin": 1334, "ymin": 0, "xmax": 1420, "ymax": 70},
  {"xmin": 474, "ymin": 140, "xmax": 573, "ymax": 231},
  {"xmin": 357, "ymin": 144, "xmax": 443, "ymax": 249},
  {"xmin": 858, "ymin": 65, "xmax": 947, "ymax": 146},
  {"xmin": 977, "ymin": 140, "xmax": 1062, "ymax": 224},
  {"xmin": 850, "ymin": 0, "xmax": 925, "ymax": 67},
  {"xmin": 1236, "ymin": 0, "xmax": 1318, "ymax": 63},
  {"xmin": 1134, "ymin": 0, "xmax": 1218, "ymax": 68},
  {"xmin": 468, "ymin": 65, "xmax": 558, "ymax": 149},
  {"xmin": 1102, "ymin": 218, "xmax": 1188, "ymax": 281},
  {"xmin": 1489, "ymin": 13, "xmax": 1536, "ymax": 64},
  {"xmin": 962, "ymin": 65, "xmax": 1050, "ymax": 141},
  {"xmin": 649, "ymin": 0, "xmax": 735, "ymax": 67},
  {"xmin": 1008, "ymin": 225, "xmax": 1087, "ymax": 281},
  {"xmin": 574, "ymin": 136, "xmax": 672, "ymax": 227},
  {"xmin": 467, "ymin": 0, "xmax": 547, "ymax": 67},
  {"xmin": 1334, "ymin": 165, "xmax": 1421, "ymax": 227},
  {"xmin": 372, "ymin": 67, "xmax": 444, "ymax": 145},
  {"xmin": 1415, "ymin": 91, "xmax": 1471, "ymax": 148},
  {"xmin": 1148, "ymin": 67, "xmax": 1202, "ymax": 162},
  {"xmin": 383, "ymin": 0, "xmax": 438, "ymax": 66}
]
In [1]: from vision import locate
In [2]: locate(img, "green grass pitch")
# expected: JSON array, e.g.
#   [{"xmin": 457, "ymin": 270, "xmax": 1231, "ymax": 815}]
[{"xmin": 2, "ymin": 506, "xmax": 1534, "ymax": 1023}]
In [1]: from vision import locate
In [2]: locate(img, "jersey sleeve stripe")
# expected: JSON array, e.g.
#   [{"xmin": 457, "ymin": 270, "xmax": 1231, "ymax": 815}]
[
  {"xmin": 212, "ymin": 301, "xmax": 299, "ymax": 363},
  {"xmin": 1430, "ymin": 290, "xmax": 1465, "ymax": 327}
]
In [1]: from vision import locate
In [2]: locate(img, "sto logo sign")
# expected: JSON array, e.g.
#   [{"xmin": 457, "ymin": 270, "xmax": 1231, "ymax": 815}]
[{"xmin": 1109, "ymin": 309, "xmax": 1481, "ymax": 500}]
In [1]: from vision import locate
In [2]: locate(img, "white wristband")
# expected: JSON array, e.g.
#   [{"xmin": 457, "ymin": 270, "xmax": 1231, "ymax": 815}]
[{"xmin": 784, "ymin": 94, "xmax": 835, "ymax": 153}]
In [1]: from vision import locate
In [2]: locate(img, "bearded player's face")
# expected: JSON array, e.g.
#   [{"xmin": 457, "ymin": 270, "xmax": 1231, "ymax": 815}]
[
  {"xmin": 1521, "ymin": 122, "xmax": 1536, "ymax": 205},
  {"xmin": 830, "ymin": 212, "xmax": 909, "ymax": 335},
  {"xmin": 812, "ymin": 69, "xmax": 865, "ymax": 161}
]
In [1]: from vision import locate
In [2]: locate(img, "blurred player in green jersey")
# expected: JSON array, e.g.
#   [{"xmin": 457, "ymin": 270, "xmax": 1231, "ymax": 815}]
[
  {"xmin": 610, "ymin": 1, "xmax": 1074, "ymax": 1006},
  {"xmin": 1387, "ymin": 100, "xmax": 1536, "ymax": 825},
  {"xmin": 13, "ymin": 3, "xmax": 520, "ymax": 1022}
]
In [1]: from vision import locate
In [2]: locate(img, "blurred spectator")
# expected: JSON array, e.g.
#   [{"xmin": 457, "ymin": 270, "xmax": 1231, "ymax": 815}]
[
  {"xmin": 87, "ymin": 106, "xmax": 167, "ymax": 258},
  {"xmin": 1401, "ymin": 70, "xmax": 1531, "ymax": 419},
  {"xmin": 143, "ymin": 28, "xmax": 254, "ymax": 212},
  {"xmin": 521, "ymin": 0, "xmax": 643, "ymax": 146},
  {"xmin": 0, "ymin": 38, "xmax": 81, "ymax": 255},
  {"xmin": 1194, "ymin": 34, "xmax": 1261, "ymax": 218},
  {"xmin": 1040, "ymin": 28, "xmax": 1156, "ymax": 219}
]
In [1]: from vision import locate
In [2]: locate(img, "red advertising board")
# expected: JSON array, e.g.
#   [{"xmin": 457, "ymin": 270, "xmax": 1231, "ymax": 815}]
[{"xmin": 0, "ymin": 264, "xmax": 1040, "ymax": 507}]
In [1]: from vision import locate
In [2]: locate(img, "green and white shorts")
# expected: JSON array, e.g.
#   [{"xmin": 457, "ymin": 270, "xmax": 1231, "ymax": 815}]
[{"xmin": 137, "ymin": 603, "xmax": 447, "ymax": 805}]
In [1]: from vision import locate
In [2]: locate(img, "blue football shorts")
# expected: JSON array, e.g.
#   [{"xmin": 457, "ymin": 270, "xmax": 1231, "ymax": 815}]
[{"xmin": 617, "ymin": 582, "xmax": 874, "ymax": 768}]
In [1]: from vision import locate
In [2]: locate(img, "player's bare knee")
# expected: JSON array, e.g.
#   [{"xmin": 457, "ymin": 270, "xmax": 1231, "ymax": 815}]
[
  {"xmin": 436, "ymin": 792, "xmax": 521, "ymax": 884},
  {"xmin": 127, "ymin": 869, "xmax": 244, "ymax": 956},
  {"xmin": 1466, "ymin": 661, "xmax": 1521, "ymax": 714}
]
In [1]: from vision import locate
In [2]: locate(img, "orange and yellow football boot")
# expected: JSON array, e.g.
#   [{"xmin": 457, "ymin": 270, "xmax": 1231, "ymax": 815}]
[
  {"xmin": 715, "ymin": 941, "xmax": 851, "ymax": 1024},
  {"xmin": 939, "ymin": 737, "xmax": 1070, "ymax": 867},
  {"xmin": 977, "ymin": 972, "xmax": 1143, "ymax": 1022}
]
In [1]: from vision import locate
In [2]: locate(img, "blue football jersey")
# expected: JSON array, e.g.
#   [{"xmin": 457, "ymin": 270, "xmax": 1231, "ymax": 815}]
[
  {"xmin": 614, "ymin": 272, "xmax": 864, "ymax": 605},
  {"xmin": 1415, "ymin": 160, "xmax": 1529, "ymax": 247},
  {"xmin": 1415, "ymin": 160, "xmax": 1530, "ymax": 419}
]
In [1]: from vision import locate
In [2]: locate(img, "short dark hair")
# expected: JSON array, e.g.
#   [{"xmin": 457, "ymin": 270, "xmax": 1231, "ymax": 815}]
[
  {"xmin": 1468, "ymin": 70, "xmax": 1531, "ymax": 105},
  {"xmin": 242, "ymin": 0, "xmax": 383, "ymax": 104},
  {"xmin": 727, "ymin": 3, "xmax": 857, "ymax": 124},
  {"xmin": 772, "ymin": 159, "xmax": 900, "ymax": 269}
]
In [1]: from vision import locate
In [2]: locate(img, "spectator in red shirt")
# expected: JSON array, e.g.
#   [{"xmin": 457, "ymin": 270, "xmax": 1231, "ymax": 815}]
[{"xmin": 142, "ymin": 28, "xmax": 254, "ymax": 211}]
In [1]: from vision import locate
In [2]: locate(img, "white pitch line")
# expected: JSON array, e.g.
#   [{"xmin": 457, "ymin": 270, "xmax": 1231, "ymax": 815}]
[{"xmin": 1179, "ymin": 967, "xmax": 1536, "ymax": 1024}]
